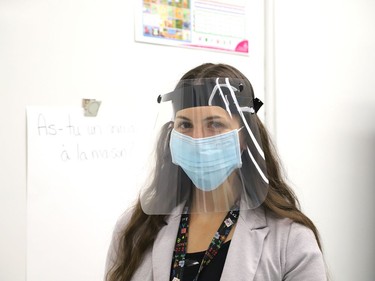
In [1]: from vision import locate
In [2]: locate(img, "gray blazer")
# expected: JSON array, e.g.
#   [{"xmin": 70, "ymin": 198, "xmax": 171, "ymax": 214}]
[{"xmin": 105, "ymin": 205, "xmax": 327, "ymax": 281}]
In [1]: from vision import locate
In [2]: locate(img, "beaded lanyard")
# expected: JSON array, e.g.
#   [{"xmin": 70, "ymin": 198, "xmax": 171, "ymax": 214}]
[{"xmin": 170, "ymin": 204, "xmax": 240, "ymax": 281}]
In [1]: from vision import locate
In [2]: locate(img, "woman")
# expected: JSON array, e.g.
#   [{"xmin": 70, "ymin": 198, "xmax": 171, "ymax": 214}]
[{"xmin": 105, "ymin": 63, "xmax": 327, "ymax": 281}]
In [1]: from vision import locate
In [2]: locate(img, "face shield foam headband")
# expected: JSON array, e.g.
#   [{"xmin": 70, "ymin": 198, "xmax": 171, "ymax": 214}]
[
  {"xmin": 157, "ymin": 77, "xmax": 264, "ymax": 116},
  {"xmin": 140, "ymin": 77, "xmax": 269, "ymax": 215}
]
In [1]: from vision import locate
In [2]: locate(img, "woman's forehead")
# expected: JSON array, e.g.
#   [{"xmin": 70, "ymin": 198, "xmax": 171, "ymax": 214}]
[{"xmin": 175, "ymin": 106, "xmax": 230, "ymax": 119}]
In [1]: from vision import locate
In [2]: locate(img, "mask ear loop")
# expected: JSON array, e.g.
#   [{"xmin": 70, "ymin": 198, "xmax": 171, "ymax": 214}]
[{"xmin": 224, "ymin": 78, "xmax": 269, "ymax": 184}]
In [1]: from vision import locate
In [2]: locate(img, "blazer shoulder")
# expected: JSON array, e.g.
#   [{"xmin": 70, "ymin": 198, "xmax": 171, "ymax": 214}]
[
  {"xmin": 263, "ymin": 209, "xmax": 321, "ymax": 256},
  {"xmin": 104, "ymin": 206, "xmax": 135, "ymax": 278},
  {"xmin": 263, "ymin": 210, "xmax": 326, "ymax": 280}
]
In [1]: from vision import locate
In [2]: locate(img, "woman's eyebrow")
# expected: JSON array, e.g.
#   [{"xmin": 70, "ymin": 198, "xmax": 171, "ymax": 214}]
[
  {"xmin": 175, "ymin": 116, "xmax": 191, "ymax": 121},
  {"xmin": 204, "ymin": 115, "xmax": 225, "ymax": 122},
  {"xmin": 175, "ymin": 115, "xmax": 225, "ymax": 121}
]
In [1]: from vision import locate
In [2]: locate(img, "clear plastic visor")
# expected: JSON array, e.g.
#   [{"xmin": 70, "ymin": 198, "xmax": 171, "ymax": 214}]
[{"xmin": 140, "ymin": 78, "xmax": 269, "ymax": 214}]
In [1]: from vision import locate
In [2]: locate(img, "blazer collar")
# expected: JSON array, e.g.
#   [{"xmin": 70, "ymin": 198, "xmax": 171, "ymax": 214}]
[{"xmin": 151, "ymin": 205, "xmax": 269, "ymax": 281}]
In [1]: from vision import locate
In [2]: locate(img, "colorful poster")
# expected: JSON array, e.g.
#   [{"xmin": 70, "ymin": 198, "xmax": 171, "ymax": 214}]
[{"xmin": 136, "ymin": 0, "xmax": 249, "ymax": 54}]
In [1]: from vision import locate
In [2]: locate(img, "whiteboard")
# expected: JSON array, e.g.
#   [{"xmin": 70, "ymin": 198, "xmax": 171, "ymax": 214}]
[{"xmin": 26, "ymin": 106, "xmax": 150, "ymax": 281}]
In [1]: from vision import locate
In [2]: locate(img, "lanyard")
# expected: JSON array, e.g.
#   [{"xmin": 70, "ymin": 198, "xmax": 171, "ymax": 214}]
[{"xmin": 170, "ymin": 204, "xmax": 239, "ymax": 281}]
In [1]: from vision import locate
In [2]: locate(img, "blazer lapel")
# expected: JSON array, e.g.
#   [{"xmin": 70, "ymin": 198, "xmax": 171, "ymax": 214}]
[
  {"xmin": 220, "ymin": 207, "xmax": 269, "ymax": 281},
  {"xmin": 152, "ymin": 208, "xmax": 183, "ymax": 281}
]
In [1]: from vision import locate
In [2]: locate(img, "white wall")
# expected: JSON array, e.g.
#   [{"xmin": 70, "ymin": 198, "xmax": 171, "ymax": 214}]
[
  {"xmin": 0, "ymin": 1, "xmax": 264, "ymax": 280},
  {"xmin": 274, "ymin": 1, "xmax": 375, "ymax": 280}
]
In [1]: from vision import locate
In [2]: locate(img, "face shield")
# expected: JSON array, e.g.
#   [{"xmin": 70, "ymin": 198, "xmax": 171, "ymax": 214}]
[{"xmin": 140, "ymin": 77, "xmax": 269, "ymax": 214}]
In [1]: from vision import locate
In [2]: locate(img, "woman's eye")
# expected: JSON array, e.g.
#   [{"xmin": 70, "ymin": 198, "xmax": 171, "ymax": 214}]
[
  {"xmin": 208, "ymin": 121, "xmax": 226, "ymax": 130},
  {"xmin": 176, "ymin": 121, "xmax": 192, "ymax": 130}
]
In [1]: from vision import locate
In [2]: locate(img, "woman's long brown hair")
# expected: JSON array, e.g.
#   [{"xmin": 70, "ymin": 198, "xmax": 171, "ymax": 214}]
[{"xmin": 106, "ymin": 63, "xmax": 322, "ymax": 281}]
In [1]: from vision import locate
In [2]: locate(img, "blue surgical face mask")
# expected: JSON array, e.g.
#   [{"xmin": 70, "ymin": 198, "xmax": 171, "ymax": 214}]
[{"xmin": 170, "ymin": 128, "xmax": 243, "ymax": 191}]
